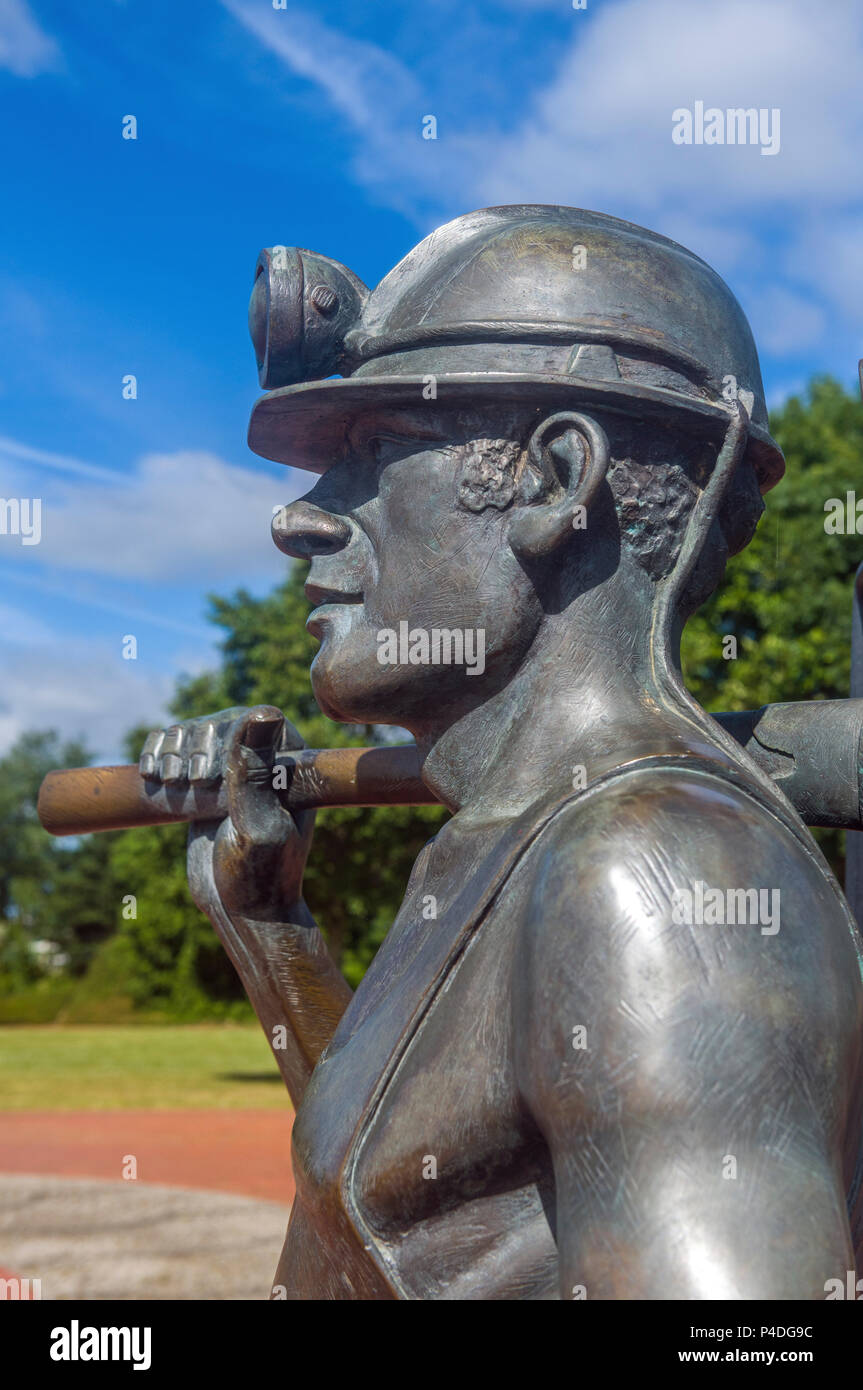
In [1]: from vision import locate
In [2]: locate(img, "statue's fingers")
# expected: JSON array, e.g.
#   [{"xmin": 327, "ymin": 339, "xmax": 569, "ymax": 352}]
[
  {"xmin": 139, "ymin": 729, "xmax": 166, "ymax": 779},
  {"xmin": 187, "ymin": 720, "xmax": 217, "ymax": 782},
  {"xmin": 159, "ymin": 725, "xmax": 185, "ymax": 782}
]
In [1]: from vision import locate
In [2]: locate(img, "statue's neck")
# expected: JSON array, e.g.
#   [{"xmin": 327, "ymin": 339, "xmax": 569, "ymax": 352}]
[{"xmin": 414, "ymin": 600, "xmax": 711, "ymax": 820}]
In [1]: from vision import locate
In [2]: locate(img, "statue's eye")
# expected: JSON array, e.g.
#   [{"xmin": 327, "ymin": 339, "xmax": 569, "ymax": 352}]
[
  {"xmin": 367, "ymin": 434, "xmax": 410, "ymax": 464},
  {"xmin": 367, "ymin": 436, "xmax": 386, "ymax": 462},
  {"xmin": 364, "ymin": 432, "xmax": 442, "ymax": 465}
]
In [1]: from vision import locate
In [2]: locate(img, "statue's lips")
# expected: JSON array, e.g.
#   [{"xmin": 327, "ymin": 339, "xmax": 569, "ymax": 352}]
[{"xmin": 306, "ymin": 594, "xmax": 363, "ymax": 640}]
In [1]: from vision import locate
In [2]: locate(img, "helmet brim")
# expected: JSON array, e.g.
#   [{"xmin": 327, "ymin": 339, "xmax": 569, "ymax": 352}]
[{"xmin": 248, "ymin": 372, "xmax": 784, "ymax": 493}]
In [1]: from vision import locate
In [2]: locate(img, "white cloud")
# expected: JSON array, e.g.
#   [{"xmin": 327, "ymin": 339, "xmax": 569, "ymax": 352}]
[
  {"xmin": 0, "ymin": 0, "xmax": 59, "ymax": 76},
  {"xmin": 222, "ymin": 0, "xmax": 863, "ymax": 215},
  {"xmin": 0, "ymin": 599, "xmax": 54, "ymax": 646},
  {"xmin": 0, "ymin": 440, "xmax": 306, "ymax": 585},
  {"xmin": 0, "ymin": 439, "xmax": 311, "ymax": 756},
  {"xmin": 786, "ymin": 214, "xmax": 863, "ymax": 326},
  {"xmin": 225, "ymin": 0, "xmax": 863, "ymax": 361},
  {"xmin": 467, "ymin": 0, "xmax": 863, "ymax": 357},
  {"xmin": 0, "ymin": 567, "xmax": 208, "ymax": 638},
  {"xmin": 0, "ymin": 623, "xmax": 175, "ymax": 760},
  {"xmin": 745, "ymin": 286, "xmax": 826, "ymax": 358},
  {"xmin": 221, "ymin": 0, "xmax": 418, "ymax": 133},
  {"xmin": 0, "ymin": 434, "xmax": 118, "ymax": 482},
  {"xmin": 219, "ymin": 0, "xmax": 459, "ymax": 219},
  {"xmin": 475, "ymin": 0, "xmax": 863, "ymax": 205}
]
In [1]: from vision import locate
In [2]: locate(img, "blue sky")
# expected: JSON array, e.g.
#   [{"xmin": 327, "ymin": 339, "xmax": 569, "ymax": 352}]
[{"xmin": 1, "ymin": 0, "xmax": 862, "ymax": 759}]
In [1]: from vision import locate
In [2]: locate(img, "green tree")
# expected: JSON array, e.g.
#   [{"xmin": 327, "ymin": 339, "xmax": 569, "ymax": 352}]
[
  {"xmin": 108, "ymin": 822, "xmax": 248, "ymax": 1017},
  {"xmin": 0, "ymin": 731, "xmax": 117, "ymax": 985},
  {"xmin": 684, "ymin": 376, "xmax": 863, "ymax": 708},
  {"xmin": 683, "ymin": 375, "xmax": 863, "ymax": 871}
]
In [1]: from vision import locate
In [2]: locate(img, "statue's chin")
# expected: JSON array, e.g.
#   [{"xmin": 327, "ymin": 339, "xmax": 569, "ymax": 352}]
[
  {"xmin": 309, "ymin": 627, "xmax": 391, "ymax": 725},
  {"xmin": 308, "ymin": 608, "xmax": 505, "ymax": 726},
  {"xmin": 310, "ymin": 650, "xmax": 405, "ymax": 727}
]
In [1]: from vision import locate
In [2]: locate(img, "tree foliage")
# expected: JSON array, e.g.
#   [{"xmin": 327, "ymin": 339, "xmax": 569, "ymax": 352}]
[
  {"xmin": 683, "ymin": 376, "xmax": 863, "ymax": 710},
  {"xmin": 682, "ymin": 376, "xmax": 863, "ymax": 873},
  {"xmin": 0, "ymin": 732, "xmax": 117, "ymax": 987}
]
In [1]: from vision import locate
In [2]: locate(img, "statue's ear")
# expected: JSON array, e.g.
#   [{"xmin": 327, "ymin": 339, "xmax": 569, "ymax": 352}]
[{"xmin": 508, "ymin": 412, "xmax": 610, "ymax": 560}]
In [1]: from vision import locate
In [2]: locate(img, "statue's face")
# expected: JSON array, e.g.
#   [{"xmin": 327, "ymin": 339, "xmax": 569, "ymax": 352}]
[{"xmin": 276, "ymin": 407, "xmax": 544, "ymax": 730}]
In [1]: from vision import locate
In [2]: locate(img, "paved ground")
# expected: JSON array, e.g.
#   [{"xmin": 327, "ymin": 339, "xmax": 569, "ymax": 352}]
[
  {"xmin": 0, "ymin": 1175, "xmax": 290, "ymax": 1300},
  {"xmin": 0, "ymin": 1110, "xmax": 296, "ymax": 1203},
  {"xmin": 0, "ymin": 1110, "xmax": 296, "ymax": 1299}
]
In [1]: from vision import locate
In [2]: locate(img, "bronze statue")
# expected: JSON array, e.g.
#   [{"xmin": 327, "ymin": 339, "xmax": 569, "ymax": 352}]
[{"xmin": 58, "ymin": 208, "xmax": 863, "ymax": 1298}]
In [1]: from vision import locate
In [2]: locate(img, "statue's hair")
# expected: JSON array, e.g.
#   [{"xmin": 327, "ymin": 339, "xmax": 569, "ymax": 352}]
[{"xmin": 448, "ymin": 406, "xmax": 764, "ymax": 616}]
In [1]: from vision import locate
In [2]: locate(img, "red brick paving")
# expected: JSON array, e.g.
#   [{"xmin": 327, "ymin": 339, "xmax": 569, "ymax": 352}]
[
  {"xmin": 0, "ymin": 1271, "xmax": 36, "ymax": 1299},
  {"xmin": 0, "ymin": 1111, "xmax": 296, "ymax": 1205}
]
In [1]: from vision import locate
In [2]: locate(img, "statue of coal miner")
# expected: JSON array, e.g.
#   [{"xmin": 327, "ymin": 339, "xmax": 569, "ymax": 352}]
[{"xmin": 139, "ymin": 207, "xmax": 863, "ymax": 1299}]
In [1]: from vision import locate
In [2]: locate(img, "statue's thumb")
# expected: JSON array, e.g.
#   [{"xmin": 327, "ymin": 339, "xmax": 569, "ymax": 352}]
[
  {"xmin": 242, "ymin": 706, "xmax": 284, "ymax": 753},
  {"xmin": 226, "ymin": 708, "xmax": 286, "ymax": 842}
]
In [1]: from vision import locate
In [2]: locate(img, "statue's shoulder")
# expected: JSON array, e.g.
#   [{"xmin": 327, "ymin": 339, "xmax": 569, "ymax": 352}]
[
  {"xmin": 510, "ymin": 759, "xmax": 863, "ymax": 1145},
  {"xmin": 516, "ymin": 757, "xmax": 850, "ymax": 948},
  {"xmin": 539, "ymin": 755, "xmax": 813, "ymax": 862}
]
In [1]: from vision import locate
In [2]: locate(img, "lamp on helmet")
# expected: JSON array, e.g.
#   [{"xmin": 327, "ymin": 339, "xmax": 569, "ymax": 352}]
[{"xmin": 248, "ymin": 246, "xmax": 368, "ymax": 390}]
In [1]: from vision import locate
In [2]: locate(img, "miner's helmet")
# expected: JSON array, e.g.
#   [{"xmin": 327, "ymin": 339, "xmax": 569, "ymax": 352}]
[{"xmin": 247, "ymin": 205, "xmax": 784, "ymax": 493}]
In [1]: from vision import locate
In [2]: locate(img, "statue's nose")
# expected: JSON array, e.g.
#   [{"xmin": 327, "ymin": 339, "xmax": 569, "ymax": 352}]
[{"xmin": 272, "ymin": 500, "xmax": 352, "ymax": 559}]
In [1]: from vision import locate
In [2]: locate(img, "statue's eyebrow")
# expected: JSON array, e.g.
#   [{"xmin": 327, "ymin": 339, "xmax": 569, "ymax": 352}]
[{"xmin": 347, "ymin": 418, "xmax": 448, "ymax": 451}]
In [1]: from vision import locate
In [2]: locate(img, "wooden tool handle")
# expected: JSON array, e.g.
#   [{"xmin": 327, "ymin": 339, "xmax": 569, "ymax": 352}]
[
  {"xmin": 36, "ymin": 699, "xmax": 863, "ymax": 837},
  {"xmin": 37, "ymin": 745, "xmax": 434, "ymax": 837}
]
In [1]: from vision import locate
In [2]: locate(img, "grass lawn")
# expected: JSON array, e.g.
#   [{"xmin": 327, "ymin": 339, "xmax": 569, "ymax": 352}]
[{"xmin": 0, "ymin": 1025, "xmax": 288, "ymax": 1111}]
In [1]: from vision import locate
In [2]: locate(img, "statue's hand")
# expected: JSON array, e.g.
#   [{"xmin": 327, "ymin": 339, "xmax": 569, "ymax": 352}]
[{"xmin": 138, "ymin": 706, "xmax": 315, "ymax": 921}]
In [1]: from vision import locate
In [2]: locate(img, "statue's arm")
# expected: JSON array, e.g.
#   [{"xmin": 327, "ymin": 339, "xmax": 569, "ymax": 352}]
[
  {"xmin": 188, "ymin": 829, "xmax": 352, "ymax": 1108},
  {"xmin": 141, "ymin": 707, "xmax": 352, "ymax": 1108},
  {"xmin": 513, "ymin": 777, "xmax": 862, "ymax": 1300}
]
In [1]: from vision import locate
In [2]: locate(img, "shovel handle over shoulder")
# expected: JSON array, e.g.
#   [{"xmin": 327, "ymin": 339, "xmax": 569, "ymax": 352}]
[
  {"xmin": 37, "ymin": 744, "xmax": 434, "ymax": 837},
  {"xmin": 36, "ymin": 699, "xmax": 863, "ymax": 837}
]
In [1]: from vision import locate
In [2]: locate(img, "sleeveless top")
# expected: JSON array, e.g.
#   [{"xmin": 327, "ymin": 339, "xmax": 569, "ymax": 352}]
[{"xmin": 277, "ymin": 750, "xmax": 863, "ymax": 1299}]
